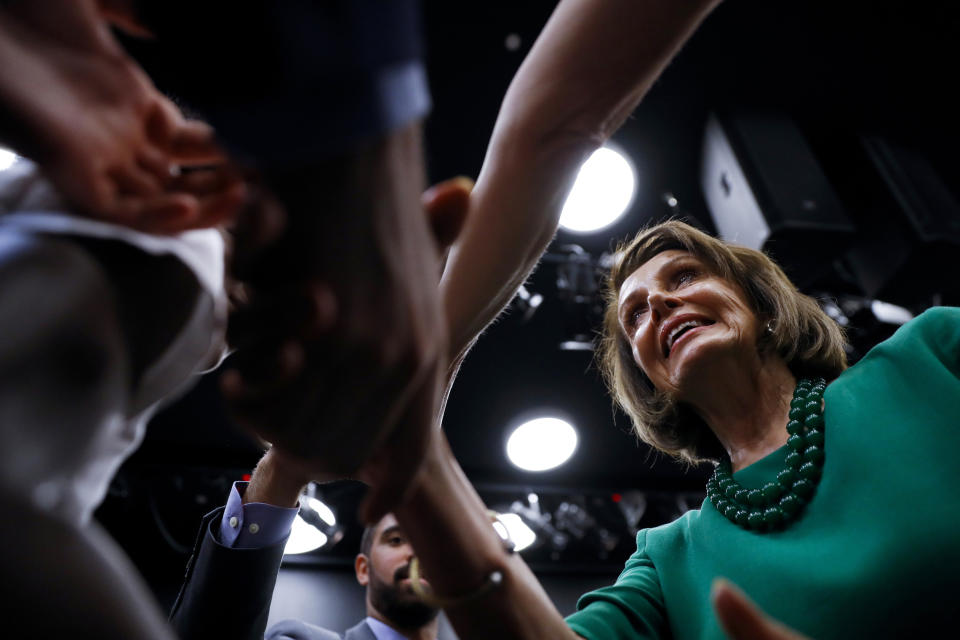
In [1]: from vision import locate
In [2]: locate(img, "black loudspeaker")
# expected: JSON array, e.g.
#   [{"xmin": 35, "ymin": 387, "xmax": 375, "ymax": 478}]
[
  {"xmin": 701, "ymin": 112, "xmax": 855, "ymax": 287},
  {"xmin": 843, "ymin": 136, "xmax": 960, "ymax": 308}
]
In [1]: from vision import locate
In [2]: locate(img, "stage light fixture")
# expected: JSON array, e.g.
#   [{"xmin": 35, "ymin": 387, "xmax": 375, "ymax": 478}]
[
  {"xmin": 512, "ymin": 284, "xmax": 543, "ymax": 322},
  {"xmin": 0, "ymin": 147, "xmax": 17, "ymax": 171},
  {"xmin": 870, "ymin": 300, "xmax": 913, "ymax": 326},
  {"xmin": 305, "ymin": 496, "xmax": 336, "ymax": 526},
  {"xmin": 283, "ymin": 488, "xmax": 342, "ymax": 556},
  {"xmin": 506, "ymin": 417, "xmax": 578, "ymax": 471},
  {"xmin": 283, "ymin": 514, "xmax": 329, "ymax": 555},
  {"xmin": 493, "ymin": 513, "xmax": 537, "ymax": 552},
  {"xmin": 559, "ymin": 146, "xmax": 636, "ymax": 233}
]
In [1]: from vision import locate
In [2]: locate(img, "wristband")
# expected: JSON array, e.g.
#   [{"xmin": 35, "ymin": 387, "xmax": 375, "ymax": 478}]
[{"xmin": 407, "ymin": 510, "xmax": 516, "ymax": 609}]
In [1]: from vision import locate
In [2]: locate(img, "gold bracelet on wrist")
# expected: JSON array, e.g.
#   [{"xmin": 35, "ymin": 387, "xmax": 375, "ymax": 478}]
[{"xmin": 408, "ymin": 510, "xmax": 516, "ymax": 609}]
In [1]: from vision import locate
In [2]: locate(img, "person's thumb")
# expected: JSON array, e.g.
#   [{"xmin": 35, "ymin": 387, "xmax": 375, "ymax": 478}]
[
  {"xmin": 422, "ymin": 176, "xmax": 472, "ymax": 256},
  {"xmin": 711, "ymin": 578, "xmax": 809, "ymax": 640}
]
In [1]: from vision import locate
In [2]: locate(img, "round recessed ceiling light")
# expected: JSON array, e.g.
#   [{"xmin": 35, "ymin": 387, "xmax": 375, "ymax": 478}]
[
  {"xmin": 506, "ymin": 416, "xmax": 578, "ymax": 472},
  {"xmin": 559, "ymin": 146, "xmax": 636, "ymax": 233}
]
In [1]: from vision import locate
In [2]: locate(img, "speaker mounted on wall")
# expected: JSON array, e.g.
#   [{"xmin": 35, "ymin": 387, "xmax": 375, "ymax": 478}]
[{"xmin": 701, "ymin": 111, "xmax": 855, "ymax": 289}]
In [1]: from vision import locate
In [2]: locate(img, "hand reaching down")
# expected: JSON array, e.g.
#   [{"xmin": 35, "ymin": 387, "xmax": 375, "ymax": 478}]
[{"xmin": 0, "ymin": 0, "xmax": 245, "ymax": 232}]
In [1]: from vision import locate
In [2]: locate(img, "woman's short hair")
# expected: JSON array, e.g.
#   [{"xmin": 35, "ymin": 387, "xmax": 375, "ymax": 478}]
[{"xmin": 598, "ymin": 220, "xmax": 847, "ymax": 465}]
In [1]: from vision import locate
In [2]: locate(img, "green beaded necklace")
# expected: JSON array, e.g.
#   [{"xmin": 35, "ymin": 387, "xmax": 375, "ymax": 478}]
[{"xmin": 705, "ymin": 377, "xmax": 826, "ymax": 532}]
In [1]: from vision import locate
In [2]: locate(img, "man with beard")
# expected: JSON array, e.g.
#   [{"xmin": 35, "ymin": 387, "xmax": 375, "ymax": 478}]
[
  {"xmin": 171, "ymin": 448, "xmax": 440, "ymax": 640},
  {"xmin": 350, "ymin": 514, "xmax": 440, "ymax": 640}
]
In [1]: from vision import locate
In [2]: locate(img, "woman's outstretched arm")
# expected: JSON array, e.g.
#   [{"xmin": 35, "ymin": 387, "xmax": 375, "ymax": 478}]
[
  {"xmin": 398, "ymin": 1, "xmax": 722, "ymax": 638},
  {"xmin": 440, "ymin": 0, "xmax": 723, "ymax": 366},
  {"xmin": 394, "ymin": 433, "xmax": 582, "ymax": 640}
]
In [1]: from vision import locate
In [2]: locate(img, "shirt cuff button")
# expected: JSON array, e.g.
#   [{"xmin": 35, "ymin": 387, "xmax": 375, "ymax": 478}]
[
  {"xmin": 228, "ymin": 516, "xmax": 239, "ymax": 528},
  {"xmin": 249, "ymin": 523, "xmax": 260, "ymax": 534}
]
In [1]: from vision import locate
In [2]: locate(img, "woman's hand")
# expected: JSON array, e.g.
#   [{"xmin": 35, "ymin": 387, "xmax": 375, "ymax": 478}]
[
  {"xmin": 712, "ymin": 579, "xmax": 811, "ymax": 640},
  {"xmin": 0, "ymin": 0, "xmax": 245, "ymax": 233}
]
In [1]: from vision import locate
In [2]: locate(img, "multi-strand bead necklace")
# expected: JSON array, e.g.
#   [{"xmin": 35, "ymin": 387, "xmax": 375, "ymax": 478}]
[{"xmin": 706, "ymin": 377, "xmax": 826, "ymax": 532}]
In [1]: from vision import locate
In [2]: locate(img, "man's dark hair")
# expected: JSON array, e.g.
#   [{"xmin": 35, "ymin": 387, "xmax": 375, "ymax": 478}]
[{"xmin": 359, "ymin": 523, "xmax": 376, "ymax": 557}]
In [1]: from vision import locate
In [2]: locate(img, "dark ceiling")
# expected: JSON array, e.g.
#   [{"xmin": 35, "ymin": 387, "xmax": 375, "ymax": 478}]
[{"xmin": 102, "ymin": 0, "xmax": 960, "ymax": 589}]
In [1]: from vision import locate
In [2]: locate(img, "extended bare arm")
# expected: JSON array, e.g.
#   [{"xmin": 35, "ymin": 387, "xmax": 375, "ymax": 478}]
[
  {"xmin": 441, "ymin": 0, "xmax": 722, "ymax": 366},
  {"xmin": 400, "ymin": 1, "xmax": 722, "ymax": 638}
]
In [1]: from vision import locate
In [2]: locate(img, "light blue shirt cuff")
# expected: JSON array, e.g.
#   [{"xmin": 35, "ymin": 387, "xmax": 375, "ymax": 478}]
[{"xmin": 218, "ymin": 481, "xmax": 299, "ymax": 549}]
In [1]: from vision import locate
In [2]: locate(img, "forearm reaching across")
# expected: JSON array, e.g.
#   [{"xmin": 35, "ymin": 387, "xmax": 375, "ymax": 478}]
[
  {"xmin": 395, "ymin": 435, "xmax": 582, "ymax": 640},
  {"xmin": 440, "ymin": 0, "xmax": 723, "ymax": 364}
]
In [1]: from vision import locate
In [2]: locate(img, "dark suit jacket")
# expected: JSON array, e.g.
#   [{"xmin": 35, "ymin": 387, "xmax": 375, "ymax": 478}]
[{"xmin": 170, "ymin": 507, "xmax": 371, "ymax": 640}]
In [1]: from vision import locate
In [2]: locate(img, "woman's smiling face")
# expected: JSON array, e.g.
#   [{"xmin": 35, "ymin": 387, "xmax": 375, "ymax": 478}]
[{"xmin": 617, "ymin": 249, "xmax": 761, "ymax": 399}]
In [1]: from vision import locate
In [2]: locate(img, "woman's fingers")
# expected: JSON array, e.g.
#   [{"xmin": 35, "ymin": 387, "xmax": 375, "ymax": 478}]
[
  {"xmin": 96, "ymin": 167, "xmax": 247, "ymax": 233},
  {"xmin": 169, "ymin": 119, "xmax": 225, "ymax": 165},
  {"xmin": 163, "ymin": 167, "xmax": 247, "ymax": 230},
  {"xmin": 169, "ymin": 166, "xmax": 239, "ymax": 196},
  {"xmin": 96, "ymin": 0, "xmax": 155, "ymax": 38},
  {"xmin": 136, "ymin": 144, "xmax": 173, "ymax": 185},
  {"xmin": 422, "ymin": 176, "xmax": 473, "ymax": 250},
  {"xmin": 109, "ymin": 162, "xmax": 163, "ymax": 197},
  {"xmin": 145, "ymin": 96, "xmax": 225, "ymax": 165},
  {"xmin": 116, "ymin": 193, "xmax": 196, "ymax": 229},
  {"xmin": 184, "ymin": 180, "xmax": 247, "ymax": 229}
]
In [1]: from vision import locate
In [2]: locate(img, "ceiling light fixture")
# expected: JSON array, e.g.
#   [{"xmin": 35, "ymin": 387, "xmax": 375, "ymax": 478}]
[
  {"xmin": 506, "ymin": 416, "xmax": 578, "ymax": 472},
  {"xmin": 559, "ymin": 146, "xmax": 636, "ymax": 233}
]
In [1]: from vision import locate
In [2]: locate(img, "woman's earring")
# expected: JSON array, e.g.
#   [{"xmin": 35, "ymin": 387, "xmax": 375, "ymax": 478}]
[{"xmin": 765, "ymin": 321, "xmax": 774, "ymax": 335}]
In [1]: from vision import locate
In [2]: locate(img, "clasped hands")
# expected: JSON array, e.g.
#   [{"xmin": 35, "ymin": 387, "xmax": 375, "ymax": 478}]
[{"xmin": 221, "ymin": 148, "xmax": 472, "ymax": 523}]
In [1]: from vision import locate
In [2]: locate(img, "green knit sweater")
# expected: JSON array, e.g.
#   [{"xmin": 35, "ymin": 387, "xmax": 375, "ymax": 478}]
[{"xmin": 567, "ymin": 307, "xmax": 960, "ymax": 639}]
